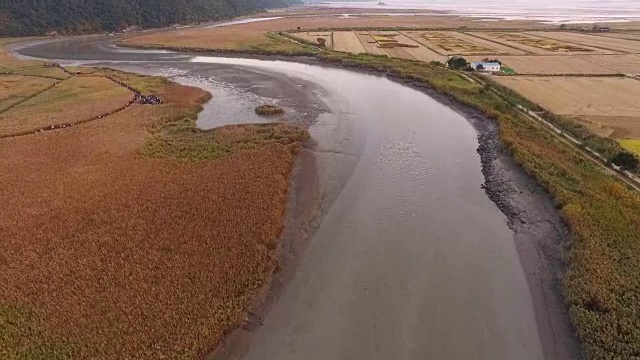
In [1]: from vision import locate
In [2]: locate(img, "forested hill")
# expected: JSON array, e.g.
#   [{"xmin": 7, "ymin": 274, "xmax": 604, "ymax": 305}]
[{"xmin": 0, "ymin": 0, "xmax": 296, "ymax": 36}]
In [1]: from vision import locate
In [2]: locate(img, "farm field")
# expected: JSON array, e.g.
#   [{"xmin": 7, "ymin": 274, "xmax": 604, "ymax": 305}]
[
  {"xmin": 574, "ymin": 54, "xmax": 640, "ymax": 74},
  {"xmin": 529, "ymin": 31, "xmax": 640, "ymax": 54},
  {"xmin": 494, "ymin": 76, "xmax": 640, "ymax": 139},
  {"xmin": 332, "ymin": 31, "xmax": 366, "ymax": 53},
  {"xmin": 467, "ymin": 31, "xmax": 613, "ymax": 54},
  {"xmin": 0, "ymin": 46, "xmax": 309, "ymax": 359},
  {"xmin": 354, "ymin": 31, "xmax": 388, "ymax": 55},
  {"xmin": 0, "ymin": 76, "xmax": 133, "ymax": 137},
  {"xmin": 466, "ymin": 55, "xmax": 617, "ymax": 74},
  {"xmin": 290, "ymin": 29, "xmax": 639, "ymax": 74},
  {"xmin": 595, "ymin": 32, "xmax": 640, "ymax": 41},
  {"xmin": 123, "ymin": 14, "xmax": 551, "ymax": 53},
  {"xmin": 124, "ymin": 15, "xmax": 640, "ymax": 76}
]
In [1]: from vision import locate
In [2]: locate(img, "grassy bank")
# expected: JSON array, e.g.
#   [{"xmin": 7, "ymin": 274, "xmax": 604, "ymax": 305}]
[
  {"xmin": 316, "ymin": 51, "xmax": 640, "ymax": 359},
  {"xmin": 0, "ymin": 48, "xmax": 309, "ymax": 359}
]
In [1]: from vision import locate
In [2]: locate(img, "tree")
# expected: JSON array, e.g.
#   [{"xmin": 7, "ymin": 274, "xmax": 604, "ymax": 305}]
[
  {"xmin": 0, "ymin": 0, "xmax": 295, "ymax": 36},
  {"xmin": 611, "ymin": 151, "xmax": 640, "ymax": 172},
  {"xmin": 446, "ymin": 56, "xmax": 468, "ymax": 70}
]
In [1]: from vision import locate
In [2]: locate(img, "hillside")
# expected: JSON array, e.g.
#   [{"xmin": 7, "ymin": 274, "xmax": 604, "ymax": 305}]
[{"xmin": 0, "ymin": 0, "xmax": 295, "ymax": 36}]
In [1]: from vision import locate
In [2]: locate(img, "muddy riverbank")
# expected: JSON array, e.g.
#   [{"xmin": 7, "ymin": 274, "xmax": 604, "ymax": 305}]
[{"xmin": 11, "ymin": 39, "xmax": 582, "ymax": 360}]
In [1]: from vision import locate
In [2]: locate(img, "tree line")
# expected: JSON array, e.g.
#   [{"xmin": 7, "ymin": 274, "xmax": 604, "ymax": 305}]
[{"xmin": 0, "ymin": 0, "xmax": 297, "ymax": 36}]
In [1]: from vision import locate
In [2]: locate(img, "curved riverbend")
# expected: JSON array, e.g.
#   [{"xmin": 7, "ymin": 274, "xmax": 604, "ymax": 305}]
[{"xmin": 12, "ymin": 38, "xmax": 578, "ymax": 360}]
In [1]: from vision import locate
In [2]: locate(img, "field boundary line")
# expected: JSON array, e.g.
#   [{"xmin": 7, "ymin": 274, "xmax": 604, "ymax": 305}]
[
  {"xmin": 0, "ymin": 71, "xmax": 69, "ymax": 80},
  {"xmin": 0, "ymin": 78, "xmax": 66, "ymax": 115}
]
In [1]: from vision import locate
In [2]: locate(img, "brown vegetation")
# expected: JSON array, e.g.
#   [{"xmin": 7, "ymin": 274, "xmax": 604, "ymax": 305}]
[
  {"xmin": 0, "ymin": 76, "xmax": 133, "ymax": 137},
  {"xmin": 0, "ymin": 75, "xmax": 58, "ymax": 111},
  {"xmin": 0, "ymin": 51, "xmax": 309, "ymax": 359},
  {"xmin": 254, "ymin": 104, "xmax": 285, "ymax": 115}
]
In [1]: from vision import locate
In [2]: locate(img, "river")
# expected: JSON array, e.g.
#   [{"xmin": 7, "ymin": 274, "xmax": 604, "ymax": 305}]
[{"xmin": 11, "ymin": 37, "xmax": 579, "ymax": 360}]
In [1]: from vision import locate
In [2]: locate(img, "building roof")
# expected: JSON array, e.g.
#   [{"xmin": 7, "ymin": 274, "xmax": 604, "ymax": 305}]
[{"xmin": 471, "ymin": 61, "xmax": 501, "ymax": 66}]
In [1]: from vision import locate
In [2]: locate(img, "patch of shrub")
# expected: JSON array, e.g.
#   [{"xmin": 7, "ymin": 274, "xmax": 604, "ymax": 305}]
[{"xmin": 255, "ymin": 104, "xmax": 284, "ymax": 116}]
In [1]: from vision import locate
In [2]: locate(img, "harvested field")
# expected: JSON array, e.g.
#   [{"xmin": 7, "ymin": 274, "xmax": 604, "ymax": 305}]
[
  {"xmin": 383, "ymin": 46, "xmax": 416, "ymax": 60},
  {"xmin": 595, "ymin": 32, "xmax": 640, "ymax": 42},
  {"xmin": 574, "ymin": 115, "xmax": 640, "ymax": 139},
  {"xmin": 577, "ymin": 54, "xmax": 640, "ymax": 74},
  {"xmin": 0, "ymin": 76, "xmax": 133, "ymax": 137},
  {"xmin": 450, "ymin": 31, "xmax": 527, "ymax": 55},
  {"xmin": 576, "ymin": 115, "xmax": 640, "ymax": 139},
  {"xmin": 404, "ymin": 31, "xmax": 505, "ymax": 55},
  {"xmin": 333, "ymin": 31, "xmax": 365, "ymax": 54},
  {"xmin": 355, "ymin": 32, "xmax": 388, "ymax": 56},
  {"xmin": 529, "ymin": 31, "xmax": 640, "ymax": 54},
  {"xmin": 0, "ymin": 75, "xmax": 57, "ymax": 111},
  {"xmin": 481, "ymin": 55, "xmax": 616, "ymax": 74},
  {"xmin": 495, "ymin": 76, "xmax": 640, "ymax": 138},
  {"xmin": 468, "ymin": 32, "xmax": 605, "ymax": 54},
  {"xmin": 394, "ymin": 32, "xmax": 446, "ymax": 61},
  {"xmin": 494, "ymin": 76, "xmax": 640, "ymax": 117},
  {"xmin": 0, "ymin": 58, "xmax": 309, "ymax": 360}
]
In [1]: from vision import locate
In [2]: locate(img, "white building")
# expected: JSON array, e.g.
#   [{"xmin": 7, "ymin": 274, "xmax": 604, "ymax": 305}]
[{"xmin": 470, "ymin": 62, "xmax": 501, "ymax": 72}]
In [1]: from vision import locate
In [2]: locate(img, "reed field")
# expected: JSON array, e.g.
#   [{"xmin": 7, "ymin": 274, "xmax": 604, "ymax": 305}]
[
  {"xmin": 0, "ymin": 48, "xmax": 308, "ymax": 359},
  {"xmin": 0, "ymin": 76, "xmax": 133, "ymax": 137}
]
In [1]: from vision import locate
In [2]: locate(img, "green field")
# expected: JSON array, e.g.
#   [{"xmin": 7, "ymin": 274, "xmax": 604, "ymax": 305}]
[{"xmin": 620, "ymin": 139, "xmax": 640, "ymax": 157}]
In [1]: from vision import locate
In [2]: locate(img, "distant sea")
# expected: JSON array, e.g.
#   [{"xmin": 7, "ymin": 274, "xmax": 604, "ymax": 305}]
[{"xmin": 316, "ymin": 0, "xmax": 640, "ymax": 24}]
